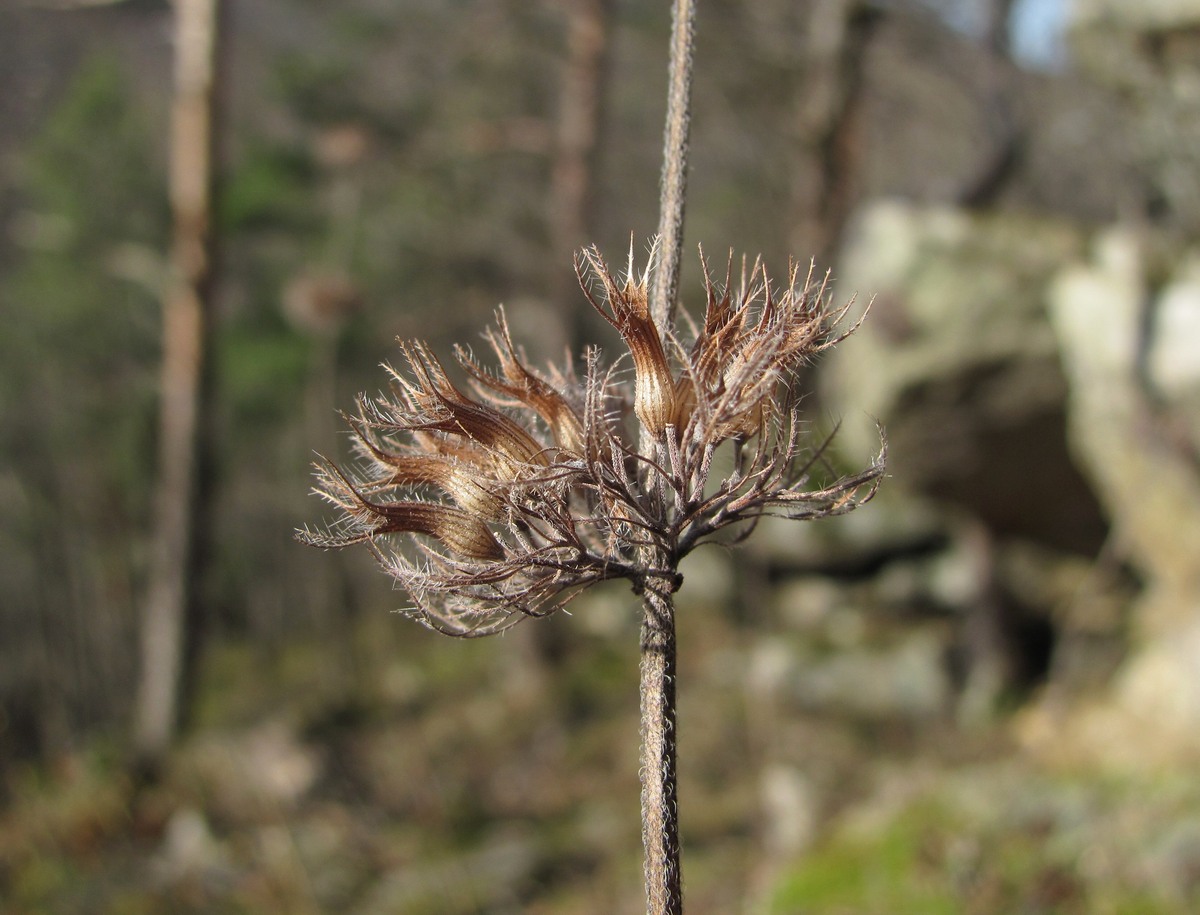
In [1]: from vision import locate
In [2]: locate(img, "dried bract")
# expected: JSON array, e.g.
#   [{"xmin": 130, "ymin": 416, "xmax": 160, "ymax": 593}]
[{"xmin": 298, "ymin": 244, "xmax": 885, "ymax": 634}]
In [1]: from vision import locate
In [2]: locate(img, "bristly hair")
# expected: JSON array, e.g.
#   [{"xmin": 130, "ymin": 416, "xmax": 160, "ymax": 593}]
[{"xmin": 297, "ymin": 242, "xmax": 885, "ymax": 635}]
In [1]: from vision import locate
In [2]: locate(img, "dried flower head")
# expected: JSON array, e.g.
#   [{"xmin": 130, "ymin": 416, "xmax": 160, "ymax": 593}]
[{"xmin": 298, "ymin": 243, "xmax": 885, "ymax": 635}]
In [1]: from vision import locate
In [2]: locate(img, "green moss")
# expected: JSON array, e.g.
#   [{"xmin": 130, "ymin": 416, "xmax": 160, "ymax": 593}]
[
  {"xmin": 10, "ymin": 851, "xmax": 78, "ymax": 908},
  {"xmin": 769, "ymin": 803, "xmax": 960, "ymax": 914},
  {"xmin": 767, "ymin": 782, "xmax": 1197, "ymax": 915}
]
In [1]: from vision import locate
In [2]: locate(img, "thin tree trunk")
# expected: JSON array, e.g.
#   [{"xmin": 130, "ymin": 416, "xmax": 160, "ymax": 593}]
[
  {"xmin": 133, "ymin": 0, "xmax": 220, "ymax": 770},
  {"xmin": 788, "ymin": 0, "xmax": 877, "ymax": 267},
  {"xmin": 984, "ymin": 0, "xmax": 1018, "ymax": 57},
  {"xmin": 516, "ymin": 0, "xmax": 616, "ymax": 688},
  {"xmin": 638, "ymin": 566, "xmax": 682, "ymax": 915},
  {"xmin": 550, "ymin": 0, "xmax": 613, "ymax": 335}
]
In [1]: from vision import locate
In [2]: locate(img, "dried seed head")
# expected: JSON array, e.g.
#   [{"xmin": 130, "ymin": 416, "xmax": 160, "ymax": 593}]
[{"xmin": 299, "ymin": 242, "xmax": 884, "ymax": 635}]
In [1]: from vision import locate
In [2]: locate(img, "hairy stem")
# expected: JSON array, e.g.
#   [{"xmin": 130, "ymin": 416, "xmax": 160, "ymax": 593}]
[
  {"xmin": 650, "ymin": 0, "xmax": 696, "ymax": 330},
  {"xmin": 640, "ymin": 2, "xmax": 694, "ymax": 909},
  {"xmin": 639, "ymin": 567, "xmax": 682, "ymax": 914}
]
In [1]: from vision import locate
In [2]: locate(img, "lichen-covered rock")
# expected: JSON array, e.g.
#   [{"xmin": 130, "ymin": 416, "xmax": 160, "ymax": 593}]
[
  {"xmin": 1072, "ymin": 0, "xmax": 1200, "ymax": 30},
  {"xmin": 820, "ymin": 201, "xmax": 1200, "ymax": 757},
  {"xmin": 1022, "ymin": 227, "xmax": 1200, "ymax": 766},
  {"xmin": 1147, "ymin": 259, "xmax": 1200, "ymax": 457},
  {"xmin": 822, "ymin": 199, "xmax": 1105, "ymax": 552},
  {"xmin": 1070, "ymin": 0, "xmax": 1200, "ymax": 234},
  {"xmin": 1050, "ymin": 228, "xmax": 1200, "ymax": 619}
]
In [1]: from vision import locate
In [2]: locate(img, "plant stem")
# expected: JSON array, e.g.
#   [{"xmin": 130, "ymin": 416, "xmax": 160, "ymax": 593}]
[
  {"xmin": 639, "ymin": 566, "xmax": 682, "ymax": 914},
  {"xmin": 641, "ymin": 2, "xmax": 695, "ymax": 909},
  {"xmin": 650, "ymin": 0, "xmax": 696, "ymax": 330}
]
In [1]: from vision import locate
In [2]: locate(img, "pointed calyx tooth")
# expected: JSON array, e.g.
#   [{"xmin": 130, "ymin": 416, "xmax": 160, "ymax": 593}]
[
  {"xmin": 349, "ymin": 402, "xmax": 507, "ymax": 520},
  {"xmin": 575, "ymin": 246, "xmax": 676, "ymax": 439},
  {"xmin": 368, "ymin": 500, "xmax": 506, "ymax": 561},
  {"xmin": 674, "ymin": 250, "xmax": 848, "ymax": 443},
  {"xmin": 458, "ymin": 308, "xmax": 586, "ymax": 455},
  {"xmin": 302, "ymin": 457, "xmax": 505, "ymax": 560},
  {"xmin": 394, "ymin": 340, "xmax": 549, "ymax": 469},
  {"xmin": 370, "ymin": 450, "xmax": 504, "ymax": 520}
]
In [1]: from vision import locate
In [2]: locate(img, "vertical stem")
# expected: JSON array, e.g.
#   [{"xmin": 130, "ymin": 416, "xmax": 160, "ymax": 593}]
[
  {"xmin": 641, "ymin": 2, "xmax": 694, "ymax": 908},
  {"xmin": 650, "ymin": 0, "xmax": 696, "ymax": 330},
  {"xmin": 639, "ymin": 569, "xmax": 682, "ymax": 915}
]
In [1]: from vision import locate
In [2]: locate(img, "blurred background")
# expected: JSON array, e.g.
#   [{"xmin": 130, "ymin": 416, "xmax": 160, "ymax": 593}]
[{"xmin": 3, "ymin": 0, "xmax": 1200, "ymax": 912}]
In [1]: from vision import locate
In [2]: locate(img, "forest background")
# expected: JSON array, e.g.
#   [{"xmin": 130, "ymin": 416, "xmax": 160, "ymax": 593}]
[{"xmin": 3, "ymin": 0, "xmax": 1200, "ymax": 912}]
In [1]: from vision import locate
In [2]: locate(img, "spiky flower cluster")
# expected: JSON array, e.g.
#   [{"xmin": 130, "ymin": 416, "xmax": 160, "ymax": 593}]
[{"xmin": 298, "ymin": 245, "xmax": 885, "ymax": 635}]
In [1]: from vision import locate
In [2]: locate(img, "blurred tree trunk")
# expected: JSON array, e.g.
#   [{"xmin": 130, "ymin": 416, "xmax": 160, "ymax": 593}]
[
  {"xmin": 133, "ymin": 0, "xmax": 221, "ymax": 770},
  {"xmin": 984, "ymin": 0, "xmax": 1018, "ymax": 57},
  {"xmin": 507, "ymin": 0, "xmax": 614, "ymax": 693},
  {"xmin": 959, "ymin": 2, "xmax": 1024, "ymax": 210},
  {"xmin": 549, "ymin": 0, "xmax": 613, "ymax": 347},
  {"xmin": 788, "ymin": 0, "xmax": 879, "ymax": 268}
]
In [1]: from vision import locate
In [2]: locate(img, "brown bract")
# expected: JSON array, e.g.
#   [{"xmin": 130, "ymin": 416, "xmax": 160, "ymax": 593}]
[
  {"xmin": 298, "ymin": 243, "xmax": 885, "ymax": 635},
  {"xmin": 576, "ymin": 245, "xmax": 677, "ymax": 439}
]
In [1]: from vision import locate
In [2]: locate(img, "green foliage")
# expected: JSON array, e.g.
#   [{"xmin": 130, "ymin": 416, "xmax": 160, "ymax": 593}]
[
  {"xmin": 21, "ymin": 56, "xmax": 165, "ymax": 246},
  {"xmin": 769, "ymin": 802, "xmax": 961, "ymax": 914},
  {"xmin": 5, "ymin": 54, "xmax": 162, "ymax": 349},
  {"xmin": 219, "ymin": 141, "xmax": 318, "ymax": 233},
  {"xmin": 0, "ymin": 52, "xmax": 166, "ymax": 763},
  {"xmin": 272, "ymin": 52, "xmax": 359, "ymax": 126},
  {"xmin": 1, "ymin": 51, "xmax": 164, "ymax": 572},
  {"xmin": 217, "ymin": 324, "xmax": 311, "ymax": 425},
  {"xmin": 2, "ymin": 52, "xmax": 163, "ymax": 435},
  {"xmin": 767, "ymin": 790, "xmax": 1193, "ymax": 915}
]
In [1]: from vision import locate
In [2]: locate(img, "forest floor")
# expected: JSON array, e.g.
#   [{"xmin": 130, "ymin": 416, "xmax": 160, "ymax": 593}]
[{"xmin": 3, "ymin": 594, "xmax": 1199, "ymax": 915}]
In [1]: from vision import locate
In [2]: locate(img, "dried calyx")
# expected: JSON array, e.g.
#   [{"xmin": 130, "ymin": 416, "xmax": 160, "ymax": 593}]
[{"xmin": 298, "ymin": 243, "xmax": 885, "ymax": 635}]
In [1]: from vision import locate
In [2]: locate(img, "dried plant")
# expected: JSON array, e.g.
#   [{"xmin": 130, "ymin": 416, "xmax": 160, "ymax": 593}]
[
  {"xmin": 298, "ymin": 242, "xmax": 884, "ymax": 912},
  {"xmin": 298, "ymin": 245, "xmax": 882, "ymax": 627}
]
